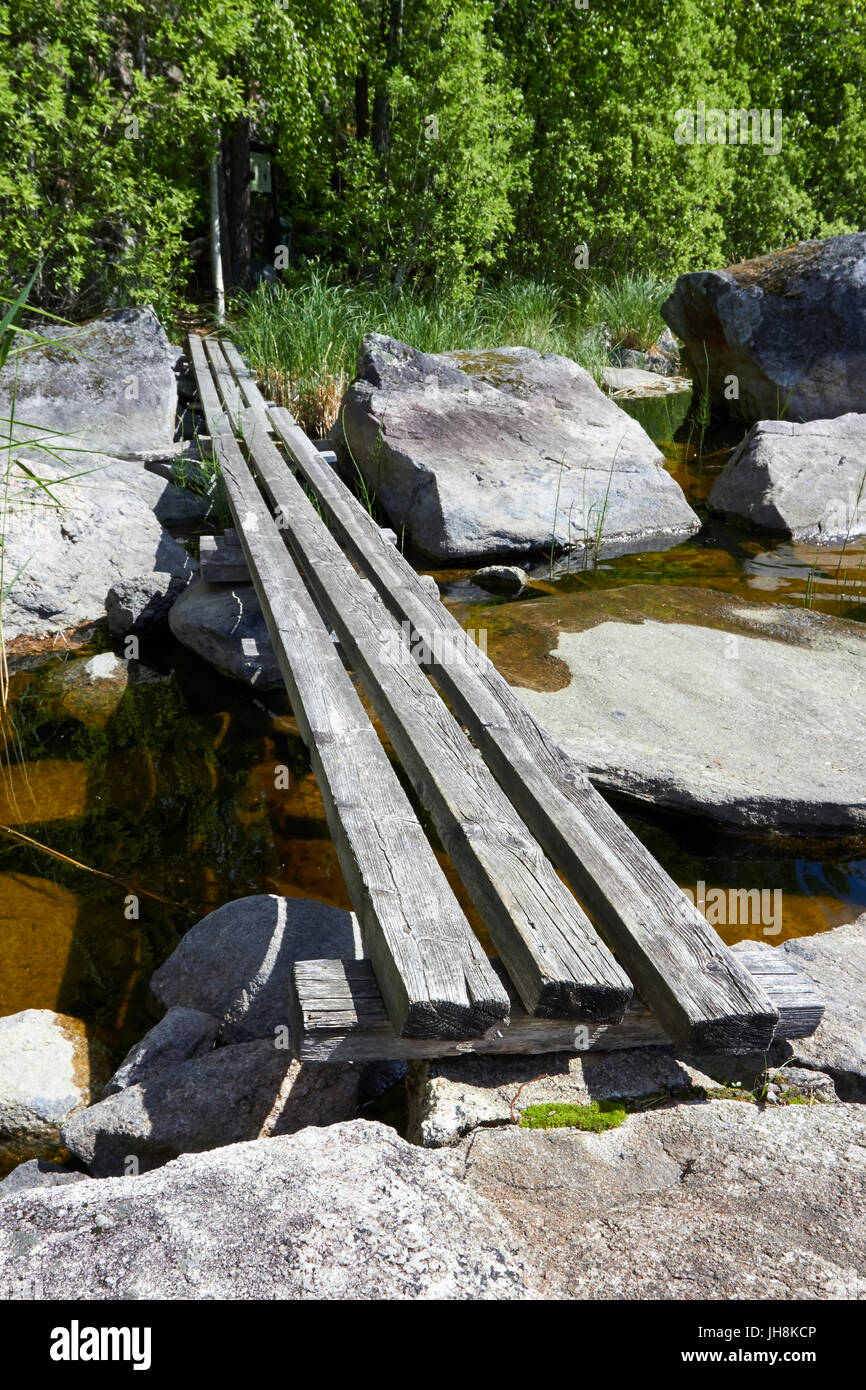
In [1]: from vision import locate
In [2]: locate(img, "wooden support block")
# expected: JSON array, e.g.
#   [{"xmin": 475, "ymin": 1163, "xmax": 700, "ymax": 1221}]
[
  {"xmin": 289, "ymin": 954, "xmax": 824, "ymax": 1062},
  {"xmin": 199, "ymin": 531, "xmax": 249, "ymax": 583}
]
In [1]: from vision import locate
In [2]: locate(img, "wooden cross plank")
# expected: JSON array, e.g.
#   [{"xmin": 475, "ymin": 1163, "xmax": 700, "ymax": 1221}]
[
  {"xmin": 267, "ymin": 404, "xmax": 781, "ymax": 1055},
  {"xmin": 188, "ymin": 335, "xmax": 510, "ymax": 1039},
  {"xmin": 289, "ymin": 953, "xmax": 824, "ymax": 1061}
]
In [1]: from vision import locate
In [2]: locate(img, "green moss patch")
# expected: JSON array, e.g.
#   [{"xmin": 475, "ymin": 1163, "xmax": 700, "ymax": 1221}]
[{"xmin": 519, "ymin": 1099, "xmax": 627, "ymax": 1132}]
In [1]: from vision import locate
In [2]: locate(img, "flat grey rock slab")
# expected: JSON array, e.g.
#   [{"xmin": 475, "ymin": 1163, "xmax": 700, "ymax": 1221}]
[
  {"xmin": 709, "ymin": 412, "xmax": 866, "ymax": 542},
  {"xmin": 407, "ymin": 1049, "xmax": 720, "ymax": 1147},
  {"xmin": 461, "ymin": 1102, "xmax": 866, "ymax": 1299},
  {"xmin": 62, "ymin": 1040, "xmax": 359, "ymax": 1177},
  {"xmin": 0, "ymin": 306, "xmax": 177, "ymax": 454},
  {"xmin": 514, "ymin": 603, "xmax": 866, "ymax": 831},
  {"xmin": 0, "ymin": 1010, "xmax": 108, "ymax": 1170},
  {"xmin": 167, "ymin": 580, "xmax": 281, "ymax": 686},
  {"xmin": 330, "ymin": 337, "xmax": 699, "ymax": 561},
  {"xmin": 0, "ymin": 1121, "xmax": 539, "ymax": 1298},
  {"xmin": 150, "ymin": 894, "xmax": 362, "ymax": 1043}
]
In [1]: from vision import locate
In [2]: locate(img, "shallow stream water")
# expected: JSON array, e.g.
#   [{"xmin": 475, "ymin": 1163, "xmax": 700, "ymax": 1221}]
[{"xmin": 2, "ymin": 390, "xmax": 864, "ymax": 1064}]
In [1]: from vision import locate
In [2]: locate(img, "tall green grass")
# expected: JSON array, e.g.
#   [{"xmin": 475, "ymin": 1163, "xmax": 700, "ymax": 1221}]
[
  {"xmin": 585, "ymin": 272, "xmax": 673, "ymax": 352},
  {"xmin": 231, "ymin": 267, "xmax": 671, "ymax": 436}
]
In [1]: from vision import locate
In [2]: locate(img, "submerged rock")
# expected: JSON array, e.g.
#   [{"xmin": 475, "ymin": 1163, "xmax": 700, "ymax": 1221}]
[
  {"xmin": 61, "ymin": 1042, "xmax": 359, "ymax": 1177},
  {"xmin": 167, "ymin": 580, "xmax": 281, "ymax": 686},
  {"xmin": 662, "ymin": 232, "xmax": 866, "ymax": 423},
  {"xmin": 330, "ymin": 337, "xmax": 699, "ymax": 561},
  {"xmin": 0, "ymin": 1121, "xmax": 537, "ymax": 1299},
  {"xmin": 513, "ymin": 594, "xmax": 866, "ymax": 831},
  {"xmin": 150, "ymin": 894, "xmax": 361, "ymax": 1043},
  {"xmin": 708, "ymin": 413, "xmax": 866, "ymax": 543},
  {"xmin": 0, "ymin": 1010, "xmax": 109, "ymax": 1171}
]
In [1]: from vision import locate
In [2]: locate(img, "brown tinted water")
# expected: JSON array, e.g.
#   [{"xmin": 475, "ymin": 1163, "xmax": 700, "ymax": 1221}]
[{"xmin": 1, "ymin": 391, "xmax": 863, "ymax": 1061}]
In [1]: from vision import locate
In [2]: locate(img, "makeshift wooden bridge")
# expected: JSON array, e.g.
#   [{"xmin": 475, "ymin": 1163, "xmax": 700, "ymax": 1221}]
[{"xmin": 188, "ymin": 335, "xmax": 824, "ymax": 1061}]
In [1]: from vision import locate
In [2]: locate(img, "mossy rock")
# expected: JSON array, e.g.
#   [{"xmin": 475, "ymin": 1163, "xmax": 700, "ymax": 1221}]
[{"xmin": 519, "ymin": 1099, "xmax": 627, "ymax": 1132}]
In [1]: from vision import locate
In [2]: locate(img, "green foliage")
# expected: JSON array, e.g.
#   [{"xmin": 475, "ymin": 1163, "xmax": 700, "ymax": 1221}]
[
  {"xmin": 1, "ymin": 0, "xmax": 864, "ymax": 321},
  {"xmin": 325, "ymin": 0, "xmax": 528, "ymax": 299},
  {"xmin": 519, "ymin": 1099, "xmax": 628, "ymax": 1132}
]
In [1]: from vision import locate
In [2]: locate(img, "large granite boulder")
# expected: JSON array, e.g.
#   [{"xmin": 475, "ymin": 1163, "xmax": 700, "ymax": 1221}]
[
  {"xmin": 0, "ymin": 306, "xmax": 178, "ymax": 454},
  {"xmin": 708, "ymin": 413, "xmax": 866, "ymax": 542},
  {"xmin": 167, "ymin": 580, "xmax": 281, "ymax": 686},
  {"xmin": 61, "ymin": 1041, "xmax": 359, "ymax": 1177},
  {"xmin": 662, "ymin": 233, "xmax": 866, "ymax": 424},
  {"xmin": 0, "ymin": 1122, "xmax": 538, "ymax": 1298},
  {"xmin": 461, "ymin": 1102, "xmax": 866, "ymax": 1299},
  {"xmin": 330, "ymin": 337, "xmax": 699, "ymax": 561},
  {"xmin": 150, "ymin": 895, "xmax": 361, "ymax": 1043},
  {"xmin": 0, "ymin": 1010, "xmax": 109, "ymax": 1171},
  {"xmin": 2, "ymin": 454, "xmax": 197, "ymax": 643}
]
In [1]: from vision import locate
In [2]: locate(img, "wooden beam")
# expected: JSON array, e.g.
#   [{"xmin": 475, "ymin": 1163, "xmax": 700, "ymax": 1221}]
[
  {"xmin": 237, "ymin": 405, "xmax": 632, "ymax": 1022},
  {"xmin": 199, "ymin": 530, "xmax": 249, "ymax": 583},
  {"xmin": 188, "ymin": 335, "xmax": 509, "ymax": 1039},
  {"xmin": 289, "ymin": 953, "xmax": 824, "ymax": 1062},
  {"xmin": 268, "ymin": 406, "xmax": 780, "ymax": 1055}
]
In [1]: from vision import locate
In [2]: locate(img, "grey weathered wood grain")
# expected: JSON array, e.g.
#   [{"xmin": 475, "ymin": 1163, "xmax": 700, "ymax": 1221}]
[
  {"xmin": 188, "ymin": 335, "xmax": 509, "ymax": 1039},
  {"xmin": 237, "ymin": 406, "xmax": 631, "ymax": 1021},
  {"xmin": 199, "ymin": 530, "xmax": 249, "ymax": 583},
  {"xmin": 268, "ymin": 404, "xmax": 781, "ymax": 1055},
  {"xmin": 289, "ymin": 954, "xmax": 824, "ymax": 1062}
]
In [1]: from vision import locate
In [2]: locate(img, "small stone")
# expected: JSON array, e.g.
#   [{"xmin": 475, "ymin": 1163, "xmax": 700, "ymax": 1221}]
[
  {"xmin": 102, "ymin": 1007, "xmax": 219, "ymax": 1096},
  {"xmin": 0, "ymin": 1011, "xmax": 109, "ymax": 1169},
  {"xmin": 0, "ymin": 1160, "xmax": 90, "ymax": 1195},
  {"xmin": 473, "ymin": 565, "xmax": 527, "ymax": 594}
]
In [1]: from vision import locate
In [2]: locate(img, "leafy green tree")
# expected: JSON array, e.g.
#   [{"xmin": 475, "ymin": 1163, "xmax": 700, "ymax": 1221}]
[{"xmin": 323, "ymin": 0, "xmax": 528, "ymax": 299}]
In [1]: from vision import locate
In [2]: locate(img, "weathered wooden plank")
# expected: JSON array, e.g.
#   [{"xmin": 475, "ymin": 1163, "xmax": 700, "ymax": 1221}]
[
  {"xmin": 237, "ymin": 406, "xmax": 631, "ymax": 1021},
  {"xmin": 268, "ymin": 406, "xmax": 780, "ymax": 1055},
  {"xmin": 220, "ymin": 339, "xmax": 273, "ymax": 419},
  {"xmin": 188, "ymin": 335, "xmax": 509, "ymax": 1039},
  {"xmin": 289, "ymin": 954, "xmax": 824, "ymax": 1061}
]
